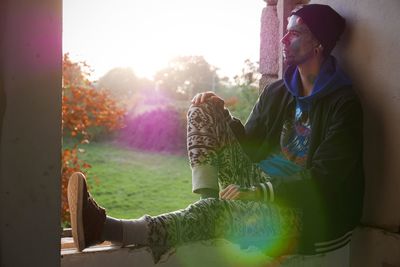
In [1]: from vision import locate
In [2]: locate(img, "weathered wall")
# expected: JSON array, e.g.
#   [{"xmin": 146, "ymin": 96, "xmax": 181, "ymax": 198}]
[
  {"xmin": 0, "ymin": 0, "xmax": 62, "ymax": 266},
  {"xmin": 259, "ymin": 0, "xmax": 309, "ymax": 89},
  {"xmin": 311, "ymin": 0, "xmax": 400, "ymax": 266},
  {"xmin": 313, "ymin": 0, "xmax": 400, "ymax": 228}
]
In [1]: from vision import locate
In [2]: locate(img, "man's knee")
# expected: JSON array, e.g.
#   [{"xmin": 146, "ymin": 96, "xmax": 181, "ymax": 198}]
[
  {"xmin": 187, "ymin": 101, "xmax": 220, "ymax": 120},
  {"xmin": 189, "ymin": 197, "xmax": 221, "ymax": 211}
]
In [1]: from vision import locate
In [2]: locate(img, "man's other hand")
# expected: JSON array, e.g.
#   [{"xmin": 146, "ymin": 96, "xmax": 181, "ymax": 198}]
[
  {"xmin": 219, "ymin": 184, "xmax": 259, "ymax": 201},
  {"xmin": 191, "ymin": 91, "xmax": 224, "ymax": 110}
]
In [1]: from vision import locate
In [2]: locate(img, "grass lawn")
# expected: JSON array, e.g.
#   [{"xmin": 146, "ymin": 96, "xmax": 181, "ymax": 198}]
[{"xmin": 73, "ymin": 141, "xmax": 199, "ymax": 219}]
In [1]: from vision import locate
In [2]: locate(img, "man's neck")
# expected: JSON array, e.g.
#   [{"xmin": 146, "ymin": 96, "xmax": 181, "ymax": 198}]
[{"xmin": 297, "ymin": 57, "xmax": 325, "ymax": 96}]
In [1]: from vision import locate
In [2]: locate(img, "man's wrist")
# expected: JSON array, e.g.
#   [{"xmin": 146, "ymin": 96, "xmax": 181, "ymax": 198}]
[
  {"xmin": 198, "ymin": 188, "xmax": 219, "ymax": 199},
  {"xmin": 240, "ymin": 186, "xmax": 262, "ymax": 201}
]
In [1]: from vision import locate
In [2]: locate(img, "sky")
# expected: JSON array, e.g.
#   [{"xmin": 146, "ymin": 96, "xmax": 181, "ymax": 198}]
[{"xmin": 63, "ymin": 0, "xmax": 266, "ymax": 81}]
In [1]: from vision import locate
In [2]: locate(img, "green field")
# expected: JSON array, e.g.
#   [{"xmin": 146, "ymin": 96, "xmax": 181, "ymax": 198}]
[{"xmin": 74, "ymin": 141, "xmax": 199, "ymax": 219}]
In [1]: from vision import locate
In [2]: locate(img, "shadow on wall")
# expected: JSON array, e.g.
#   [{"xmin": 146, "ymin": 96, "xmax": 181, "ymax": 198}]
[
  {"xmin": 0, "ymin": 69, "xmax": 4, "ymax": 152},
  {"xmin": 0, "ymin": 0, "xmax": 6, "ymax": 164},
  {"xmin": 334, "ymin": 6, "xmax": 399, "ymax": 231},
  {"xmin": 0, "ymin": 34, "xmax": 5, "ymax": 266}
]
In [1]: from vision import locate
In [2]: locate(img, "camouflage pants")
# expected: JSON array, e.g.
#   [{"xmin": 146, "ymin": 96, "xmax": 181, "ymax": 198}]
[{"xmin": 145, "ymin": 102, "xmax": 302, "ymax": 262}]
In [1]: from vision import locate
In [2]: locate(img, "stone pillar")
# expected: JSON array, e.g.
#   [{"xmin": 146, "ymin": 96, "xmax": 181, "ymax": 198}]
[
  {"xmin": 259, "ymin": 0, "xmax": 279, "ymax": 90},
  {"xmin": 259, "ymin": 0, "xmax": 309, "ymax": 90}
]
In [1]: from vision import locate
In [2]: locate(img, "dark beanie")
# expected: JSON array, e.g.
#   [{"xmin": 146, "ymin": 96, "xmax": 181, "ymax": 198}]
[{"xmin": 292, "ymin": 4, "xmax": 346, "ymax": 56}]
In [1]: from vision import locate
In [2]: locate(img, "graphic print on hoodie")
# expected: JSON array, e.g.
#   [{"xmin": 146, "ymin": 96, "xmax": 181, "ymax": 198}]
[{"xmin": 258, "ymin": 56, "xmax": 352, "ymax": 177}]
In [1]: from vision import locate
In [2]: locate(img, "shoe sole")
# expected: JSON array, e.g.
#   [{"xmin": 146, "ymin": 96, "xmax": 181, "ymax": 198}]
[{"xmin": 68, "ymin": 172, "xmax": 85, "ymax": 251}]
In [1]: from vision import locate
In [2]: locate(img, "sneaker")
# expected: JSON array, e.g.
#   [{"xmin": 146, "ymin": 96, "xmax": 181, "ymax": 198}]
[{"xmin": 68, "ymin": 172, "xmax": 106, "ymax": 251}]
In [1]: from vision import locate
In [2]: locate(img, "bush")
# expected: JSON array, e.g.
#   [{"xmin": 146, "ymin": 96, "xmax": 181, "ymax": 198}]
[
  {"xmin": 118, "ymin": 107, "xmax": 187, "ymax": 154},
  {"xmin": 231, "ymin": 86, "xmax": 259, "ymax": 122},
  {"xmin": 61, "ymin": 54, "xmax": 125, "ymax": 225},
  {"xmin": 218, "ymin": 85, "xmax": 259, "ymax": 123},
  {"xmin": 61, "ymin": 145, "xmax": 91, "ymax": 225}
]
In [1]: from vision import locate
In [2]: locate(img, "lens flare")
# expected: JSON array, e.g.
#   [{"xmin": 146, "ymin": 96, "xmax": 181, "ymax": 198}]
[{"xmin": 173, "ymin": 203, "xmax": 302, "ymax": 267}]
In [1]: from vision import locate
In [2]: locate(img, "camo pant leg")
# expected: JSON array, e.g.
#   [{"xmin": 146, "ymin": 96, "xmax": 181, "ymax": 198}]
[
  {"xmin": 186, "ymin": 101, "xmax": 269, "ymax": 191},
  {"xmin": 145, "ymin": 198, "xmax": 302, "ymax": 262}
]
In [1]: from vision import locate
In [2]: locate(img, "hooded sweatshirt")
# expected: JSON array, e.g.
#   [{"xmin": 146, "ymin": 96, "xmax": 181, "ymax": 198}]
[{"xmin": 258, "ymin": 56, "xmax": 352, "ymax": 177}]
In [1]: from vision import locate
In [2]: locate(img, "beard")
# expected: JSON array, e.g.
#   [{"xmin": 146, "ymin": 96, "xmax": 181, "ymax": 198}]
[{"xmin": 283, "ymin": 48, "xmax": 315, "ymax": 67}]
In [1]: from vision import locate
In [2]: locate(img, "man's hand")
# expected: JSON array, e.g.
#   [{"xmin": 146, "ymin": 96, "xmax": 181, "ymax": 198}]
[
  {"xmin": 191, "ymin": 91, "xmax": 224, "ymax": 110},
  {"xmin": 219, "ymin": 184, "xmax": 259, "ymax": 201}
]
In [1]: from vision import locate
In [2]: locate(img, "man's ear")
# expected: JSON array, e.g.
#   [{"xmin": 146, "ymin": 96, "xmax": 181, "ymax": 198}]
[{"xmin": 314, "ymin": 43, "xmax": 324, "ymax": 55}]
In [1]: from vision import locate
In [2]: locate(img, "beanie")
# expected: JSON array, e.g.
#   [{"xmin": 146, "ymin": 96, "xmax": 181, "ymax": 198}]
[{"xmin": 292, "ymin": 4, "xmax": 346, "ymax": 56}]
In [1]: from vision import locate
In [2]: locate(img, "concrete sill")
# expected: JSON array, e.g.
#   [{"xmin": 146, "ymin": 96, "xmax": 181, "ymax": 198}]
[
  {"xmin": 61, "ymin": 237, "xmax": 114, "ymax": 252},
  {"xmin": 61, "ymin": 228, "xmax": 115, "ymax": 252},
  {"xmin": 61, "ymin": 243, "xmax": 158, "ymax": 267},
  {"xmin": 61, "ymin": 238, "xmax": 160, "ymax": 267},
  {"xmin": 60, "ymin": 237, "xmax": 276, "ymax": 267}
]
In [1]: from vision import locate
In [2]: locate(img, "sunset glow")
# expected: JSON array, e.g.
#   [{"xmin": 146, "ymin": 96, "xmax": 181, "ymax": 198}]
[{"xmin": 63, "ymin": 0, "xmax": 265, "ymax": 80}]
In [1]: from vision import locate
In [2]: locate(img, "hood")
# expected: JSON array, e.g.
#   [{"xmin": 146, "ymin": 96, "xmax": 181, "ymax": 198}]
[{"xmin": 283, "ymin": 56, "xmax": 352, "ymax": 111}]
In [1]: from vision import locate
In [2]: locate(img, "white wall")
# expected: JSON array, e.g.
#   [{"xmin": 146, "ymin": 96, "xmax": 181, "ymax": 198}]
[
  {"xmin": 312, "ymin": 0, "xmax": 400, "ymax": 232},
  {"xmin": 311, "ymin": 0, "xmax": 400, "ymax": 266},
  {"xmin": 0, "ymin": 0, "xmax": 62, "ymax": 266}
]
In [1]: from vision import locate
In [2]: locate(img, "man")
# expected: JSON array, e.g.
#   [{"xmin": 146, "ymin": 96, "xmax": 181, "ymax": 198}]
[{"xmin": 68, "ymin": 4, "xmax": 364, "ymax": 266}]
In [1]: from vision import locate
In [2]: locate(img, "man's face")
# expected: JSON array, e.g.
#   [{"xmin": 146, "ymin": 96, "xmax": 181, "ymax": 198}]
[{"xmin": 281, "ymin": 15, "xmax": 319, "ymax": 66}]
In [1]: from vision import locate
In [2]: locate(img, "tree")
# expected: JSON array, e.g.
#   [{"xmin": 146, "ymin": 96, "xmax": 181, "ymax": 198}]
[
  {"xmin": 233, "ymin": 59, "xmax": 260, "ymax": 87},
  {"xmin": 227, "ymin": 59, "xmax": 261, "ymax": 122},
  {"xmin": 154, "ymin": 56, "xmax": 218, "ymax": 100},
  {"xmin": 61, "ymin": 54, "xmax": 125, "ymax": 224},
  {"xmin": 96, "ymin": 67, "xmax": 138, "ymax": 106}
]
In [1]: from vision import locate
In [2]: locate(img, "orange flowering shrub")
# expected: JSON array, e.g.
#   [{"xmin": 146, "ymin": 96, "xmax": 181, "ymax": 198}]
[{"xmin": 61, "ymin": 54, "xmax": 125, "ymax": 224}]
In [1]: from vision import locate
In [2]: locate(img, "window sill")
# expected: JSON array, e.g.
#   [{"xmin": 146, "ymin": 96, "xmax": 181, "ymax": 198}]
[
  {"xmin": 61, "ymin": 228, "xmax": 124, "ymax": 258},
  {"xmin": 60, "ymin": 236, "xmax": 275, "ymax": 267},
  {"xmin": 61, "ymin": 237, "xmax": 114, "ymax": 253},
  {"xmin": 61, "ymin": 237, "xmax": 158, "ymax": 267}
]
